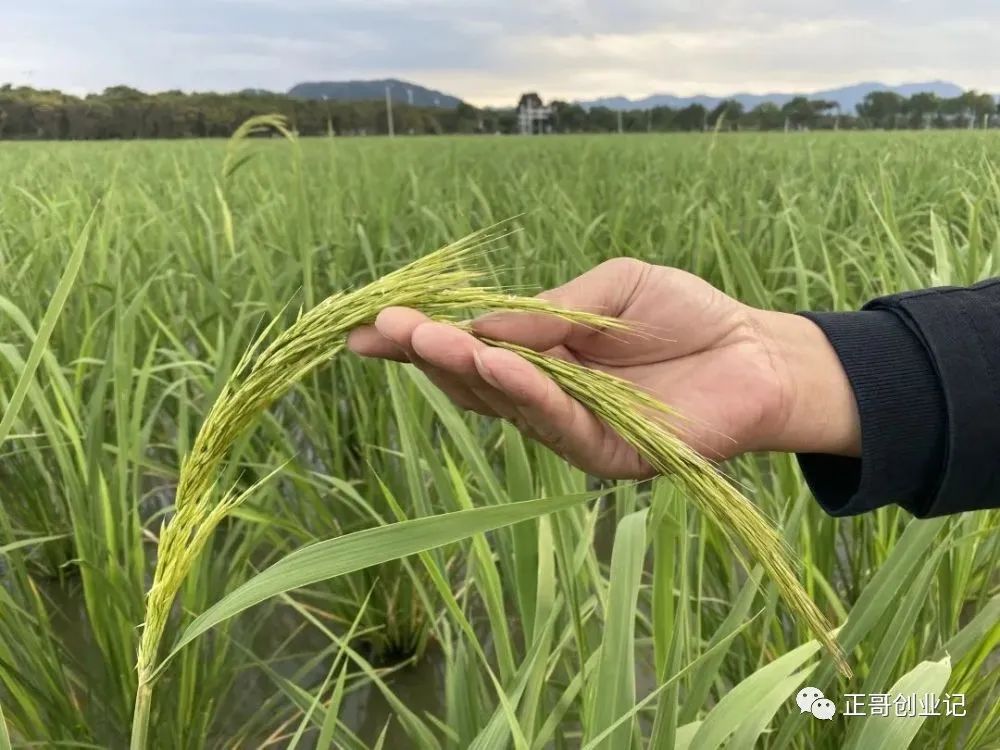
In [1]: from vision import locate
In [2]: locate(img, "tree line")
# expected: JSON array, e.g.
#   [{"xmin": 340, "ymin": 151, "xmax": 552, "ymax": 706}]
[
  {"xmin": 556, "ymin": 90, "xmax": 1000, "ymax": 132},
  {"xmin": 1, "ymin": 83, "xmax": 998, "ymax": 140},
  {"xmin": 0, "ymin": 85, "xmax": 489, "ymax": 139}
]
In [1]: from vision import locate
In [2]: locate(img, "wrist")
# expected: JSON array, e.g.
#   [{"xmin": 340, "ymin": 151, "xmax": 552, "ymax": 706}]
[{"xmin": 751, "ymin": 309, "xmax": 862, "ymax": 457}]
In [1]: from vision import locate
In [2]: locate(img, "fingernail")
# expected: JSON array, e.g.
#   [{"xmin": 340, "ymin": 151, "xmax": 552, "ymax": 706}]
[{"xmin": 473, "ymin": 349, "xmax": 500, "ymax": 388}]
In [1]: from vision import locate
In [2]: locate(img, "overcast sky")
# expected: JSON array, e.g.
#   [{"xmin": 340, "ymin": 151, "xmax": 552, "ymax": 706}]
[{"xmin": 2, "ymin": 0, "xmax": 999, "ymax": 106}]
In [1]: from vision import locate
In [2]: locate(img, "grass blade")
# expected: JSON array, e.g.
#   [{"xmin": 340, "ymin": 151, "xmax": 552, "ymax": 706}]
[
  {"xmin": 581, "ymin": 611, "xmax": 763, "ymax": 750},
  {"xmin": 314, "ymin": 662, "xmax": 349, "ymax": 750},
  {"xmin": 0, "ymin": 534, "xmax": 70, "ymax": 557},
  {"xmin": 849, "ymin": 656, "xmax": 952, "ymax": 750},
  {"xmin": 690, "ymin": 638, "xmax": 823, "ymax": 750},
  {"xmin": 0, "ymin": 703, "xmax": 11, "ymax": 750},
  {"xmin": 584, "ymin": 509, "xmax": 648, "ymax": 750},
  {"xmin": 0, "ymin": 208, "xmax": 95, "ymax": 446},
  {"xmin": 727, "ymin": 666, "xmax": 817, "ymax": 747},
  {"xmin": 161, "ymin": 489, "xmax": 604, "ymax": 671}
]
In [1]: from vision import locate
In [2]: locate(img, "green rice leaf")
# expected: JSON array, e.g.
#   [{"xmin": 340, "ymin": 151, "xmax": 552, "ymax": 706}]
[
  {"xmin": 0, "ymin": 207, "xmax": 95, "ymax": 446},
  {"xmin": 690, "ymin": 637, "xmax": 823, "ymax": 750},
  {"xmin": 581, "ymin": 611, "xmax": 763, "ymax": 750},
  {"xmin": 848, "ymin": 656, "xmax": 952, "ymax": 750},
  {"xmin": 160, "ymin": 489, "xmax": 604, "ymax": 673},
  {"xmin": 674, "ymin": 721, "xmax": 702, "ymax": 750},
  {"xmin": 0, "ymin": 703, "xmax": 11, "ymax": 750},
  {"xmin": 935, "ymin": 590, "xmax": 1000, "ymax": 664},
  {"xmin": 0, "ymin": 534, "xmax": 70, "ymax": 557},
  {"xmin": 584, "ymin": 508, "xmax": 648, "ymax": 750},
  {"xmin": 315, "ymin": 662, "xmax": 349, "ymax": 750},
  {"xmin": 727, "ymin": 665, "xmax": 817, "ymax": 748}
]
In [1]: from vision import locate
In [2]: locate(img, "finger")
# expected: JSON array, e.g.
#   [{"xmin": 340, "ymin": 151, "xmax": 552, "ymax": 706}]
[
  {"xmin": 346, "ymin": 326, "xmax": 409, "ymax": 361},
  {"xmin": 410, "ymin": 321, "xmax": 506, "ymax": 388},
  {"xmin": 424, "ymin": 369, "xmax": 500, "ymax": 417},
  {"xmin": 472, "ymin": 346, "xmax": 614, "ymax": 472},
  {"xmin": 376, "ymin": 309, "xmax": 500, "ymax": 417},
  {"xmin": 409, "ymin": 320, "xmax": 517, "ymax": 418},
  {"xmin": 408, "ymin": 322, "xmax": 605, "ymax": 445},
  {"xmin": 473, "ymin": 257, "xmax": 649, "ymax": 351},
  {"xmin": 372, "ymin": 307, "xmax": 432, "ymax": 358}
]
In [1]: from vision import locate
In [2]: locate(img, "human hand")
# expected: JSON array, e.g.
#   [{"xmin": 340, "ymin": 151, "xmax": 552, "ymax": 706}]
[{"xmin": 347, "ymin": 258, "xmax": 860, "ymax": 479}]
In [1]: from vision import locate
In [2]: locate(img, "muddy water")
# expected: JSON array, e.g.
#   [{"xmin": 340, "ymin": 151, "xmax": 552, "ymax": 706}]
[{"xmin": 27, "ymin": 569, "xmax": 448, "ymax": 746}]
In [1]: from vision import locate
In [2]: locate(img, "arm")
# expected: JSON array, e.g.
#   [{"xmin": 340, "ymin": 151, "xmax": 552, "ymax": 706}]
[
  {"xmin": 347, "ymin": 259, "xmax": 1000, "ymax": 518},
  {"xmin": 798, "ymin": 280, "xmax": 1000, "ymax": 517}
]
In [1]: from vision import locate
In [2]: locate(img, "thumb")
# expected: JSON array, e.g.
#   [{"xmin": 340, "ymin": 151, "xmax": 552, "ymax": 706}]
[
  {"xmin": 473, "ymin": 258, "xmax": 646, "ymax": 351},
  {"xmin": 472, "ymin": 345, "xmax": 646, "ymax": 478}
]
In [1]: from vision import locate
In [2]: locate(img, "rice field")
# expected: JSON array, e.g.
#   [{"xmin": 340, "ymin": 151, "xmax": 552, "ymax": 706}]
[{"xmin": 2, "ymin": 130, "xmax": 1000, "ymax": 749}]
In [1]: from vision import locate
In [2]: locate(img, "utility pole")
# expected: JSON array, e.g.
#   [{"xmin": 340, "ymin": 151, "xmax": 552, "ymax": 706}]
[
  {"xmin": 323, "ymin": 95, "xmax": 333, "ymax": 137},
  {"xmin": 617, "ymin": 110, "xmax": 623, "ymax": 134},
  {"xmin": 385, "ymin": 84, "xmax": 395, "ymax": 138}
]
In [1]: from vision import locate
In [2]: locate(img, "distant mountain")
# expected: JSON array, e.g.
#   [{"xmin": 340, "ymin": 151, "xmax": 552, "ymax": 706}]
[
  {"xmin": 578, "ymin": 81, "xmax": 967, "ymax": 113},
  {"xmin": 288, "ymin": 79, "xmax": 463, "ymax": 108}
]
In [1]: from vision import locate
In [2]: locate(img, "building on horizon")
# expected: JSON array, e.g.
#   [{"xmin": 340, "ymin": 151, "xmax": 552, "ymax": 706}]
[{"xmin": 517, "ymin": 93, "xmax": 552, "ymax": 134}]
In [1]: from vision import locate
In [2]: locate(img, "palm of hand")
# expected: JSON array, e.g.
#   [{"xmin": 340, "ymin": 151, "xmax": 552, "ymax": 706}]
[{"xmin": 529, "ymin": 262, "xmax": 785, "ymax": 475}]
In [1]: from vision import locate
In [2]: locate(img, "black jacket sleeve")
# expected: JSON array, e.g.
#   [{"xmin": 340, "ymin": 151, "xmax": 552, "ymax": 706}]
[{"xmin": 795, "ymin": 279, "xmax": 1000, "ymax": 518}]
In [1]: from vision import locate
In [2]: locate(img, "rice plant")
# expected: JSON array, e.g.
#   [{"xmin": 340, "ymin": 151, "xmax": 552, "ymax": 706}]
[
  {"xmin": 2, "ymin": 128, "xmax": 999, "ymax": 748},
  {"xmin": 130, "ymin": 230, "xmax": 631, "ymax": 745},
  {"xmin": 130, "ymin": 227, "xmax": 849, "ymax": 746}
]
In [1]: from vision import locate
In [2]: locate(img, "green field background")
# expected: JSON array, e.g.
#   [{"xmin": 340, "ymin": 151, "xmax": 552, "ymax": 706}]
[{"xmin": 1, "ymin": 132, "xmax": 998, "ymax": 748}]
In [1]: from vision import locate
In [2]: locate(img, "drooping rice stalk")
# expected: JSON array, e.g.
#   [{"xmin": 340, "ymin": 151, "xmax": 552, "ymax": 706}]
[
  {"xmin": 129, "ymin": 231, "xmax": 625, "ymax": 748},
  {"xmin": 131, "ymin": 231, "xmax": 847, "ymax": 748},
  {"xmin": 493, "ymin": 341, "xmax": 852, "ymax": 678}
]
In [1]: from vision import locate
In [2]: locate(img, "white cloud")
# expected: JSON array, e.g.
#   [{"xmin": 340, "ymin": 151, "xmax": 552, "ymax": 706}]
[{"xmin": 2, "ymin": 1, "xmax": 999, "ymax": 104}]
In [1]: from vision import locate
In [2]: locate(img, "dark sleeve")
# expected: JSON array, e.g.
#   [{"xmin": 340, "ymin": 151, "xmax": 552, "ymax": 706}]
[{"xmin": 795, "ymin": 279, "xmax": 1000, "ymax": 518}]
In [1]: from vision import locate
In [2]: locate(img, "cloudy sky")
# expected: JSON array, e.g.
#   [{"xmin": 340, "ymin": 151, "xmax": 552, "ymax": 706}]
[{"xmin": 2, "ymin": 0, "xmax": 999, "ymax": 106}]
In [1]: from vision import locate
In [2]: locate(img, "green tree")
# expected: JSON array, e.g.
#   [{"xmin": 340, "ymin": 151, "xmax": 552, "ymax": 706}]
[
  {"xmin": 746, "ymin": 102, "xmax": 783, "ymax": 130},
  {"xmin": 963, "ymin": 91, "xmax": 997, "ymax": 127},
  {"xmin": 906, "ymin": 92, "xmax": 940, "ymax": 129},
  {"xmin": 781, "ymin": 97, "xmax": 835, "ymax": 129},
  {"xmin": 674, "ymin": 104, "xmax": 707, "ymax": 131},
  {"xmin": 708, "ymin": 99, "xmax": 744, "ymax": 130},
  {"xmin": 587, "ymin": 106, "xmax": 618, "ymax": 132},
  {"xmin": 550, "ymin": 101, "xmax": 589, "ymax": 133},
  {"xmin": 648, "ymin": 106, "xmax": 676, "ymax": 131},
  {"xmin": 857, "ymin": 91, "xmax": 906, "ymax": 128}
]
